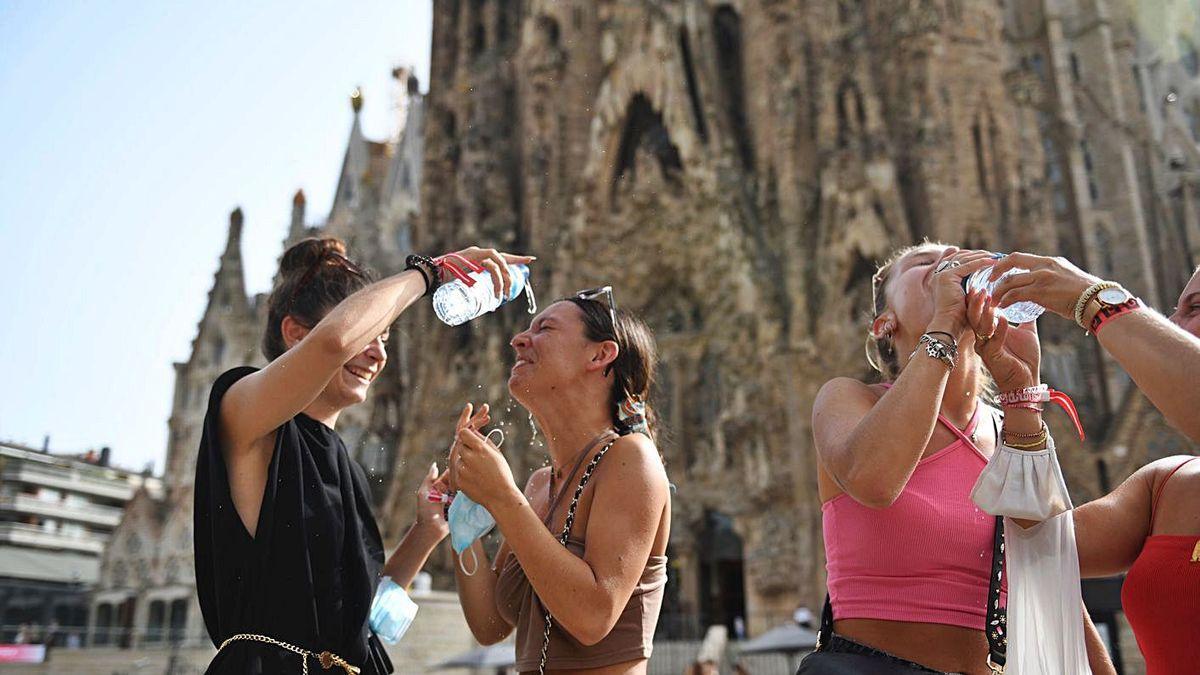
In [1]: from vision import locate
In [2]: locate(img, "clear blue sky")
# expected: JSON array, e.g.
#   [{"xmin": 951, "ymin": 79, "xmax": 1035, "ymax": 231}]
[{"xmin": 0, "ymin": 1, "xmax": 432, "ymax": 473}]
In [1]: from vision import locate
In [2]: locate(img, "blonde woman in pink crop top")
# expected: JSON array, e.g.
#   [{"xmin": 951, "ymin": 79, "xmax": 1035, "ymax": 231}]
[{"xmin": 802, "ymin": 243, "xmax": 1113, "ymax": 675}]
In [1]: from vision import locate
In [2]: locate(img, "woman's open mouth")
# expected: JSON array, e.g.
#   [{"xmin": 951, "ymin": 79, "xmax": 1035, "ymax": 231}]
[{"xmin": 345, "ymin": 365, "xmax": 373, "ymax": 384}]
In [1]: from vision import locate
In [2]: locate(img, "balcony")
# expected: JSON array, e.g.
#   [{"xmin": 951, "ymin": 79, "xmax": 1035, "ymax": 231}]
[
  {"xmin": 1, "ymin": 465, "xmax": 139, "ymax": 501},
  {"xmin": 0, "ymin": 495, "xmax": 124, "ymax": 528},
  {"xmin": 0, "ymin": 522, "xmax": 106, "ymax": 554}
]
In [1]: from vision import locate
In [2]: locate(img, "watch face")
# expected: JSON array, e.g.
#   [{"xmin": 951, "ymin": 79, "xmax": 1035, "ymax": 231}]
[{"xmin": 1098, "ymin": 287, "xmax": 1131, "ymax": 305}]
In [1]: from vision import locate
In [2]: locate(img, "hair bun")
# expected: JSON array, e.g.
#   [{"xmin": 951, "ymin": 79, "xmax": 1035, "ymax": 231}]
[{"xmin": 279, "ymin": 237, "xmax": 348, "ymax": 277}]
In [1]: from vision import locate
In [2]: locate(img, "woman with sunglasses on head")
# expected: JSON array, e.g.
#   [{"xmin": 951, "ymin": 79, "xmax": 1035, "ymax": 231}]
[
  {"xmin": 446, "ymin": 286, "xmax": 671, "ymax": 675},
  {"xmin": 968, "ymin": 255, "xmax": 1200, "ymax": 674},
  {"xmin": 193, "ymin": 238, "xmax": 532, "ymax": 675},
  {"xmin": 800, "ymin": 243, "xmax": 1112, "ymax": 674}
]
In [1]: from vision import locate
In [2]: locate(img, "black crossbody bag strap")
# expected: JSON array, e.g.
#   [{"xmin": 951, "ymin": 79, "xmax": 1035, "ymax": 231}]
[{"xmin": 985, "ymin": 414, "xmax": 1007, "ymax": 673}]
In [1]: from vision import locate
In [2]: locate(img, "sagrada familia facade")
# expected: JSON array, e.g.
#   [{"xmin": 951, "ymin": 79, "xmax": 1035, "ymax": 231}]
[{"xmin": 90, "ymin": 1, "xmax": 1199, "ymax": 669}]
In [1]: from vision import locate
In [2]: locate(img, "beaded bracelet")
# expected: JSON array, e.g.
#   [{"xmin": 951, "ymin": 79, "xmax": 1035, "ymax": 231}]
[
  {"xmin": 1073, "ymin": 281, "xmax": 1119, "ymax": 328},
  {"xmin": 404, "ymin": 254, "xmax": 440, "ymax": 296}
]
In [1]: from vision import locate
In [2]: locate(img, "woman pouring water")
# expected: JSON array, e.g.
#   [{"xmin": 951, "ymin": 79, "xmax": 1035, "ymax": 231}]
[
  {"xmin": 968, "ymin": 253, "xmax": 1200, "ymax": 674},
  {"xmin": 445, "ymin": 287, "xmax": 671, "ymax": 674},
  {"xmin": 193, "ymin": 239, "xmax": 533, "ymax": 675}
]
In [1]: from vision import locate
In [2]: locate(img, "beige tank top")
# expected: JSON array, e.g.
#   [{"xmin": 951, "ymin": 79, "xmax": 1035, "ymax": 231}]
[{"xmin": 493, "ymin": 433, "xmax": 668, "ymax": 672}]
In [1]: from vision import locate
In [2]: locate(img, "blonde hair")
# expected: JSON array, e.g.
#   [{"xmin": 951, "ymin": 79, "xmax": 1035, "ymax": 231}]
[
  {"xmin": 865, "ymin": 241, "xmax": 944, "ymax": 380},
  {"xmin": 864, "ymin": 241, "xmax": 994, "ymax": 399}
]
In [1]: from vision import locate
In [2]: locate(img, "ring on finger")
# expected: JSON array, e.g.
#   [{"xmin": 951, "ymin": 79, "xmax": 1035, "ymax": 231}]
[
  {"xmin": 935, "ymin": 260, "xmax": 962, "ymax": 274},
  {"xmin": 975, "ymin": 332, "xmax": 993, "ymax": 344}
]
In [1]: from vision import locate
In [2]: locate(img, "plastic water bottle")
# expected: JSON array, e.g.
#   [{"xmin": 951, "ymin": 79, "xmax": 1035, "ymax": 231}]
[
  {"xmin": 433, "ymin": 264, "xmax": 531, "ymax": 326},
  {"xmin": 962, "ymin": 253, "xmax": 1045, "ymax": 325}
]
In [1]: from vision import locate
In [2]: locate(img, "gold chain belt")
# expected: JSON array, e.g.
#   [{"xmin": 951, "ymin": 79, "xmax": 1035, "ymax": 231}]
[{"xmin": 217, "ymin": 633, "xmax": 361, "ymax": 674}]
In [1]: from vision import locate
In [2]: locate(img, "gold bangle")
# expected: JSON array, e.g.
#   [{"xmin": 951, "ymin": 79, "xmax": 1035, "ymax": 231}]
[
  {"xmin": 1003, "ymin": 423, "xmax": 1049, "ymax": 447},
  {"xmin": 1005, "ymin": 434, "xmax": 1049, "ymax": 449}
]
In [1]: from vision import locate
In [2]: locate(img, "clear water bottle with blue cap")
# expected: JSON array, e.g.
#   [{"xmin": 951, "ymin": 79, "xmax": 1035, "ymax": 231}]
[
  {"xmin": 433, "ymin": 264, "xmax": 535, "ymax": 326},
  {"xmin": 962, "ymin": 253, "xmax": 1045, "ymax": 325}
]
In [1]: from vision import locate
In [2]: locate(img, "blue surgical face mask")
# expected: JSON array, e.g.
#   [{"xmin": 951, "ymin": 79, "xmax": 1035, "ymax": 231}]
[
  {"xmin": 369, "ymin": 576, "xmax": 419, "ymax": 643},
  {"xmin": 447, "ymin": 428, "xmax": 504, "ymax": 575}
]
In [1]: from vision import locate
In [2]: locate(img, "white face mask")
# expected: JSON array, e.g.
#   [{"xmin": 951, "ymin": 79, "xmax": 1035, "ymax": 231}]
[
  {"xmin": 368, "ymin": 576, "xmax": 419, "ymax": 644},
  {"xmin": 446, "ymin": 428, "xmax": 505, "ymax": 576}
]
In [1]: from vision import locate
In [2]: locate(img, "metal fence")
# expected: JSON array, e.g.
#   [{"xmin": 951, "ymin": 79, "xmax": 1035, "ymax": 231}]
[{"xmin": 0, "ymin": 624, "xmax": 807, "ymax": 674}]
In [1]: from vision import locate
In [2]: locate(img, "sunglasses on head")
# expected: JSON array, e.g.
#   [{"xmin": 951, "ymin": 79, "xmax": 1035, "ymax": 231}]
[{"xmin": 574, "ymin": 285, "xmax": 617, "ymax": 330}]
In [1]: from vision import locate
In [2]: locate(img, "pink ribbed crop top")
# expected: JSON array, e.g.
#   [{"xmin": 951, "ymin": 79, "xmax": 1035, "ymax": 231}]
[{"xmin": 822, "ymin": 396, "xmax": 1007, "ymax": 631}]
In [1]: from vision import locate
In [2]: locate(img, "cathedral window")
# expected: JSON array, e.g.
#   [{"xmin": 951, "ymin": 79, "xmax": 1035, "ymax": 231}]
[
  {"xmin": 146, "ymin": 601, "xmax": 166, "ymax": 644},
  {"xmin": 535, "ymin": 14, "xmax": 559, "ymax": 48},
  {"xmin": 613, "ymin": 94, "xmax": 683, "ymax": 190},
  {"xmin": 679, "ymin": 28, "xmax": 709, "ymax": 143},
  {"xmin": 972, "ymin": 118, "xmax": 990, "ymax": 197},
  {"xmin": 845, "ymin": 249, "xmax": 876, "ymax": 324},
  {"xmin": 713, "ymin": 6, "xmax": 754, "ymax": 170},
  {"xmin": 495, "ymin": 0, "xmax": 510, "ymax": 45},
  {"xmin": 169, "ymin": 599, "xmax": 188, "ymax": 643},
  {"xmin": 1081, "ymin": 141, "xmax": 1099, "ymax": 201},
  {"xmin": 93, "ymin": 604, "xmax": 114, "ymax": 646},
  {"xmin": 469, "ymin": 0, "xmax": 486, "ymax": 57}
]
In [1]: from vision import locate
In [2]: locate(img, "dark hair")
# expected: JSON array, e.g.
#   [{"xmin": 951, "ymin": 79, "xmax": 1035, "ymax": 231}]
[
  {"xmin": 262, "ymin": 237, "xmax": 373, "ymax": 360},
  {"xmin": 563, "ymin": 298, "xmax": 659, "ymax": 440}
]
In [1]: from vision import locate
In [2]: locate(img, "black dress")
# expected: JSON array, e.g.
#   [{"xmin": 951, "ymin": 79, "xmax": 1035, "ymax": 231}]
[{"xmin": 194, "ymin": 367, "xmax": 393, "ymax": 674}]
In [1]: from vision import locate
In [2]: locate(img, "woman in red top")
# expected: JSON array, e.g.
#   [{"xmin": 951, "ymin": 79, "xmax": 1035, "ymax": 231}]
[{"xmin": 984, "ymin": 255, "xmax": 1200, "ymax": 673}]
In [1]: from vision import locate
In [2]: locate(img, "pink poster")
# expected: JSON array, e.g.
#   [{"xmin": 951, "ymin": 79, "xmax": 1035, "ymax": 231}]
[{"xmin": 0, "ymin": 645, "xmax": 47, "ymax": 663}]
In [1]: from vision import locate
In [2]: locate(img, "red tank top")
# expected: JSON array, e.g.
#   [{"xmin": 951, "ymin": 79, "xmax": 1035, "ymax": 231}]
[{"xmin": 1121, "ymin": 456, "xmax": 1200, "ymax": 675}]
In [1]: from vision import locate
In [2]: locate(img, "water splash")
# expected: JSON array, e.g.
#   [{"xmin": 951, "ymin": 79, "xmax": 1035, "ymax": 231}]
[{"xmin": 524, "ymin": 278, "xmax": 538, "ymax": 315}]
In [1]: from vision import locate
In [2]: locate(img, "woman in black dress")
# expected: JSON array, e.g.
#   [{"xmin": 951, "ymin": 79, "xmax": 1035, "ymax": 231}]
[{"xmin": 194, "ymin": 237, "xmax": 531, "ymax": 674}]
